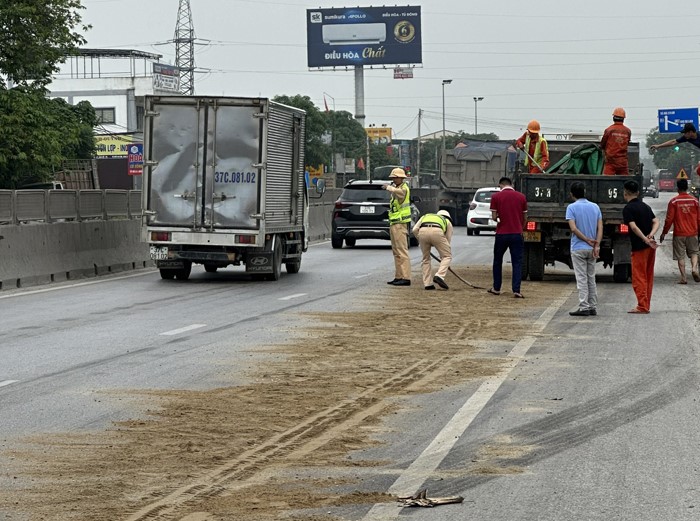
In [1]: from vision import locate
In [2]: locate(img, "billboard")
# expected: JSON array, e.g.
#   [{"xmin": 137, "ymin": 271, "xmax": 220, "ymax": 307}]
[
  {"xmin": 127, "ymin": 143, "xmax": 144, "ymax": 176},
  {"xmin": 153, "ymin": 63, "xmax": 180, "ymax": 93},
  {"xmin": 366, "ymin": 127, "xmax": 392, "ymax": 144},
  {"xmin": 95, "ymin": 135, "xmax": 134, "ymax": 158},
  {"xmin": 307, "ymin": 6, "xmax": 422, "ymax": 68}
]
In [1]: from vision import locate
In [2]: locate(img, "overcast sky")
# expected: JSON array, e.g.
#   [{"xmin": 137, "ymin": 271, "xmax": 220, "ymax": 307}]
[{"xmin": 78, "ymin": 0, "xmax": 700, "ymax": 145}]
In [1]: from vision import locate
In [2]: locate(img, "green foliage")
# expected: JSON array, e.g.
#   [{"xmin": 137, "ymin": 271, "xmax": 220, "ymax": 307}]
[
  {"xmin": 0, "ymin": 88, "xmax": 96, "ymax": 188},
  {"xmin": 0, "ymin": 0, "xmax": 88, "ymax": 89},
  {"xmin": 326, "ymin": 110, "xmax": 366, "ymax": 165},
  {"xmin": 646, "ymin": 127, "xmax": 698, "ymax": 175}
]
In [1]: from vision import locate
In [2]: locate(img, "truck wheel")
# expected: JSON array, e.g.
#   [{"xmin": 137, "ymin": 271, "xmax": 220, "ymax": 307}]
[
  {"xmin": 527, "ymin": 244, "xmax": 545, "ymax": 281},
  {"xmin": 331, "ymin": 235, "xmax": 343, "ymax": 249},
  {"xmin": 204, "ymin": 264, "xmax": 218, "ymax": 273},
  {"xmin": 285, "ymin": 258, "xmax": 301, "ymax": 274},
  {"xmin": 160, "ymin": 269, "xmax": 176, "ymax": 280},
  {"xmin": 345, "ymin": 238, "xmax": 356, "ymax": 247},
  {"xmin": 174, "ymin": 261, "xmax": 192, "ymax": 281},
  {"xmin": 266, "ymin": 239, "xmax": 282, "ymax": 281},
  {"xmin": 613, "ymin": 263, "xmax": 630, "ymax": 283}
]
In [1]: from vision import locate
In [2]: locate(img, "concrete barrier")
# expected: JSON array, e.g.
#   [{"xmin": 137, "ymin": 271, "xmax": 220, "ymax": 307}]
[
  {"xmin": 0, "ymin": 220, "xmax": 151, "ymax": 290},
  {"xmin": 0, "ymin": 187, "xmax": 436, "ymax": 290}
]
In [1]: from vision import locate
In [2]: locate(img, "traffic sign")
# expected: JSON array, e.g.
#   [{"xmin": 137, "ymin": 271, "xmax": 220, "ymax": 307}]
[
  {"xmin": 677, "ymin": 168, "xmax": 688, "ymax": 180},
  {"xmin": 658, "ymin": 108, "xmax": 699, "ymax": 134}
]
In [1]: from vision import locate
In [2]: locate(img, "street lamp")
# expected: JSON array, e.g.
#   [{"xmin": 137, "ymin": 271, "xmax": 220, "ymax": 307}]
[
  {"xmin": 441, "ymin": 79, "xmax": 452, "ymax": 174},
  {"xmin": 473, "ymin": 97, "xmax": 484, "ymax": 136}
]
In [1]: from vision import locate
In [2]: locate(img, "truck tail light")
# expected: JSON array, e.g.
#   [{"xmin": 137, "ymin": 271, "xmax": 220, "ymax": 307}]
[
  {"xmin": 526, "ymin": 221, "xmax": 537, "ymax": 231},
  {"xmin": 151, "ymin": 231, "xmax": 170, "ymax": 241},
  {"xmin": 619, "ymin": 224, "xmax": 629, "ymax": 234},
  {"xmin": 237, "ymin": 235, "xmax": 255, "ymax": 244}
]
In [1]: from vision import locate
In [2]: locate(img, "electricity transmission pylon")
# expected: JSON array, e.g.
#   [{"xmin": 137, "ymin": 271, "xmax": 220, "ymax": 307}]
[{"xmin": 174, "ymin": 0, "xmax": 195, "ymax": 95}]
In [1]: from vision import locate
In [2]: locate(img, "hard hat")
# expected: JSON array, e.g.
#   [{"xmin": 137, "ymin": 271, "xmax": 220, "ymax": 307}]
[
  {"xmin": 389, "ymin": 168, "xmax": 406, "ymax": 178},
  {"xmin": 437, "ymin": 210, "xmax": 452, "ymax": 221},
  {"xmin": 613, "ymin": 107, "xmax": 626, "ymax": 119},
  {"xmin": 527, "ymin": 120, "xmax": 540, "ymax": 133}
]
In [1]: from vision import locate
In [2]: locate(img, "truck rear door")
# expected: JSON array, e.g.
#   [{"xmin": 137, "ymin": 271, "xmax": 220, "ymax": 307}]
[{"xmin": 145, "ymin": 97, "xmax": 262, "ymax": 230}]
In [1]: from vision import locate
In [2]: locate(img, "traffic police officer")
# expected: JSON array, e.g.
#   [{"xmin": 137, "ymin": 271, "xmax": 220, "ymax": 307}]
[
  {"xmin": 384, "ymin": 168, "xmax": 412, "ymax": 286},
  {"xmin": 412, "ymin": 210, "xmax": 453, "ymax": 290}
]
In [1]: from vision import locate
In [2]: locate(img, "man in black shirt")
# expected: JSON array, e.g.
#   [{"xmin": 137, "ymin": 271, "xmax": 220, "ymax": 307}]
[{"xmin": 622, "ymin": 180, "xmax": 660, "ymax": 314}]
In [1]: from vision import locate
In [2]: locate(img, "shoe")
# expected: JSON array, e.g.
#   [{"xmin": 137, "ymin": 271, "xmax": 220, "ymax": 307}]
[
  {"xmin": 589, "ymin": 309, "xmax": 597, "ymax": 316},
  {"xmin": 393, "ymin": 279, "xmax": 411, "ymax": 286},
  {"xmin": 425, "ymin": 285, "xmax": 436, "ymax": 290},
  {"xmin": 569, "ymin": 308, "xmax": 591, "ymax": 316},
  {"xmin": 627, "ymin": 308, "xmax": 649, "ymax": 314},
  {"xmin": 693, "ymin": 271, "xmax": 700, "ymax": 283},
  {"xmin": 513, "ymin": 292, "xmax": 525, "ymax": 299},
  {"xmin": 433, "ymin": 275, "xmax": 449, "ymax": 289},
  {"xmin": 387, "ymin": 278, "xmax": 399, "ymax": 285},
  {"xmin": 487, "ymin": 288, "xmax": 500, "ymax": 296}
]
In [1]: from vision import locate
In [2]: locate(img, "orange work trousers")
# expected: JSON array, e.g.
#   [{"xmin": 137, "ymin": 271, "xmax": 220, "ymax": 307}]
[
  {"xmin": 630, "ymin": 247, "xmax": 656, "ymax": 312},
  {"xmin": 603, "ymin": 163, "xmax": 629, "ymax": 176}
]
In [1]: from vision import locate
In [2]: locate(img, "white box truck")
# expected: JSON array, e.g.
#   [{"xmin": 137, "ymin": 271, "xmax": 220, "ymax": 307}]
[{"xmin": 142, "ymin": 96, "xmax": 323, "ymax": 281}]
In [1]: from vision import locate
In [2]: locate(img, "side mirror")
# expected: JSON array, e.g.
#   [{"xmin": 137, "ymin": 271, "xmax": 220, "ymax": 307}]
[
  {"xmin": 315, "ymin": 179, "xmax": 326, "ymax": 195},
  {"xmin": 411, "ymin": 195, "xmax": 422, "ymax": 203}
]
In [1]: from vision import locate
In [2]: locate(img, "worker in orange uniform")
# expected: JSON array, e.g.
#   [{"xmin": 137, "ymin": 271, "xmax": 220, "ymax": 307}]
[
  {"xmin": 515, "ymin": 120, "xmax": 550, "ymax": 173},
  {"xmin": 601, "ymin": 107, "xmax": 632, "ymax": 176}
]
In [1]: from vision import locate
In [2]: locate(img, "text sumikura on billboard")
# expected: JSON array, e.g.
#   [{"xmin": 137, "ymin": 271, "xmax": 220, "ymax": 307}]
[{"xmin": 306, "ymin": 6, "xmax": 422, "ymax": 68}]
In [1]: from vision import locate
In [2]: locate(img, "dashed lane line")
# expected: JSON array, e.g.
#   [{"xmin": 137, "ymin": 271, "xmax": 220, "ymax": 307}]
[
  {"xmin": 159, "ymin": 324, "xmax": 207, "ymax": 336},
  {"xmin": 0, "ymin": 380, "xmax": 19, "ymax": 388},
  {"xmin": 278, "ymin": 293, "xmax": 308, "ymax": 301}
]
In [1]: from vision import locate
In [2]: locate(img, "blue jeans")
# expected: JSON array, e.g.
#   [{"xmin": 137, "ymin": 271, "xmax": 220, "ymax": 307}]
[{"xmin": 492, "ymin": 233, "xmax": 524, "ymax": 293}]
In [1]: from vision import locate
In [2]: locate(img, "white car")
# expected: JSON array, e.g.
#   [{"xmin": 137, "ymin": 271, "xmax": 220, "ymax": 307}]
[{"xmin": 466, "ymin": 187, "xmax": 500, "ymax": 236}]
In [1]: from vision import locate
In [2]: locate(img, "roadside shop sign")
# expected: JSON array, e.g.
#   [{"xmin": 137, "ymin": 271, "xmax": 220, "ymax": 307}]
[{"xmin": 127, "ymin": 143, "xmax": 144, "ymax": 176}]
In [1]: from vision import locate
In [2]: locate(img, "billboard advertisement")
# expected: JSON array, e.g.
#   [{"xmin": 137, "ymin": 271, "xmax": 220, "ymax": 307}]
[
  {"xmin": 366, "ymin": 127, "xmax": 392, "ymax": 144},
  {"xmin": 307, "ymin": 6, "xmax": 422, "ymax": 68},
  {"xmin": 127, "ymin": 143, "xmax": 144, "ymax": 176},
  {"xmin": 153, "ymin": 63, "xmax": 180, "ymax": 93}
]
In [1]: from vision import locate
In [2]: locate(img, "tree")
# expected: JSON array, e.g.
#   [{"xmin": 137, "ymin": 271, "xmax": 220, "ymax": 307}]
[
  {"xmin": 0, "ymin": 89, "xmax": 96, "ymax": 188},
  {"xmin": 326, "ymin": 110, "xmax": 366, "ymax": 171},
  {"xmin": 0, "ymin": 1, "xmax": 88, "ymax": 89},
  {"xmin": 0, "ymin": 1, "xmax": 93, "ymax": 188}
]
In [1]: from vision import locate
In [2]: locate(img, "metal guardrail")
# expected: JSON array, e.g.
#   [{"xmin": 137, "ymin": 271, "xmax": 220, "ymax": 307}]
[{"xmin": 0, "ymin": 190, "xmax": 143, "ymax": 225}]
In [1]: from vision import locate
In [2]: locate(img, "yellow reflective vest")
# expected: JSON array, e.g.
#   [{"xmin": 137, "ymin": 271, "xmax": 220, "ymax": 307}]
[
  {"xmin": 420, "ymin": 213, "xmax": 448, "ymax": 232},
  {"xmin": 388, "ymin": 183, "xmax": 412, "ymax": 224},
  {"xmin": 524, "ymin": 134, "xmax": 548, "ymax": 167}
]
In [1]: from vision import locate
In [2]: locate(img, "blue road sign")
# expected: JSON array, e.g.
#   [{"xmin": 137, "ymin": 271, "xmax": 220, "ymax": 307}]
[{"xmin": 658, "ymin": 107, "xmax": 699, "ymax": 134}]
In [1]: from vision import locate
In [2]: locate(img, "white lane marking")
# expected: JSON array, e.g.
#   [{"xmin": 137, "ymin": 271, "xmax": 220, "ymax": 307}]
[
  {"xmin": 0, "ymin": 380, "xmax": 19, "ymax": 388},
  {"xmin": 0, "ymin": 270, "xmax": 156, "ymax": 300},
  {"xmin": 354, "ymin": 274, "xmax": 371, "ymax": 279},
  {"xmin": 278, "ymin": 293, "xmax": 307, "ymax": 301},
  {"xmin": 159, "ymin": 324, "xmax": 207, "ymax": 336},
  {"xmin": 362, "ymin": 287, "xmax": 571, "ymax": 521}
]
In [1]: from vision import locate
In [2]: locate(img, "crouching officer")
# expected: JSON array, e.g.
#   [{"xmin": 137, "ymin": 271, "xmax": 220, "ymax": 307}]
[
  {"xmin": 412, "ymin": 209, "xmax": 453, "ymax": 290},
  {"xmin": 384, "ymin": 168, "xmax": 412, "ymax": 286}
]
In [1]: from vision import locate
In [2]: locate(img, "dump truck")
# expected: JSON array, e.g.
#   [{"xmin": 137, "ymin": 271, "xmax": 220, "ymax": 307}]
[
  {"xmin": 515, "ymin": 140, "xmax": 643, "ymax": 283},
  {"xmin": 142, "ymin": 95, "xmax": 323, "ymax": 281},
  {"xmin": 438, "ymin": 140, "xmax": 516, "ymax": 225}
]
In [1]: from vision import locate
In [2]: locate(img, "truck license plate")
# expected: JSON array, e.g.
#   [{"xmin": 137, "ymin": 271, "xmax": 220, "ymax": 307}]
[
  {"xmin": 150, "ymin": 246, "xmax": 169, "ymax": 260},
  {"xmin": 360, "ymin": 205, "xmax": 375, "ymax": 214},
  {"xmin": 523, "ymin": 231, "xmax": 541, "ymax": 242}
]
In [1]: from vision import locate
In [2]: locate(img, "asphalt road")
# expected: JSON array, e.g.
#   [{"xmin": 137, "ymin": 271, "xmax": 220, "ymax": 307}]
[{"xmin": 2, "ymin": 191, "xmax": 699, "ymax": 520}]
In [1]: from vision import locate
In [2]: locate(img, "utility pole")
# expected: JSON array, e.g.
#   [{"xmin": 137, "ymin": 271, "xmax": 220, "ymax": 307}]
[
  {"xmin": 441, "ymin": 79, "xmax": 452, "ymax": 177},
  {"xmin": 366, "ymin": 134, "xmax": 371, "ymax": 180},
  {"xmin": 174, "ymin": 0, "xmax": 196, "ymax": 95},
  {"xmin": 416, "ymin": 108, "xmax": 422, "ymax": 186}
]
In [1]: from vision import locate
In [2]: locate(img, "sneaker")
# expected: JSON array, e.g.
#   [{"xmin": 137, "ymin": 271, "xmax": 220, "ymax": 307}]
[
  {"xmin": 569, "ymin": 308, "xmax": 591, "ymax": 316},
  {"xmin": 425, "ymin": 285, "xmax": 436, "ymax": 290},
  {"xmin": 433, "ymin": 275, "xmax": 449, "ymax": 289},
  {"xmin": 589, "ymin": 309, "xmax": 597, "ymax": 316},
  {"xmin": 393, "ymin": 279, "xmax": 411, "ymax": 286}
]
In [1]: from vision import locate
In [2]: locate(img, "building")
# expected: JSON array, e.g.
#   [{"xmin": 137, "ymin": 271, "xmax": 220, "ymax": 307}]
[{"xmin": 49, "ymin": 49, "xmax": 180, "ymax": 188}]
